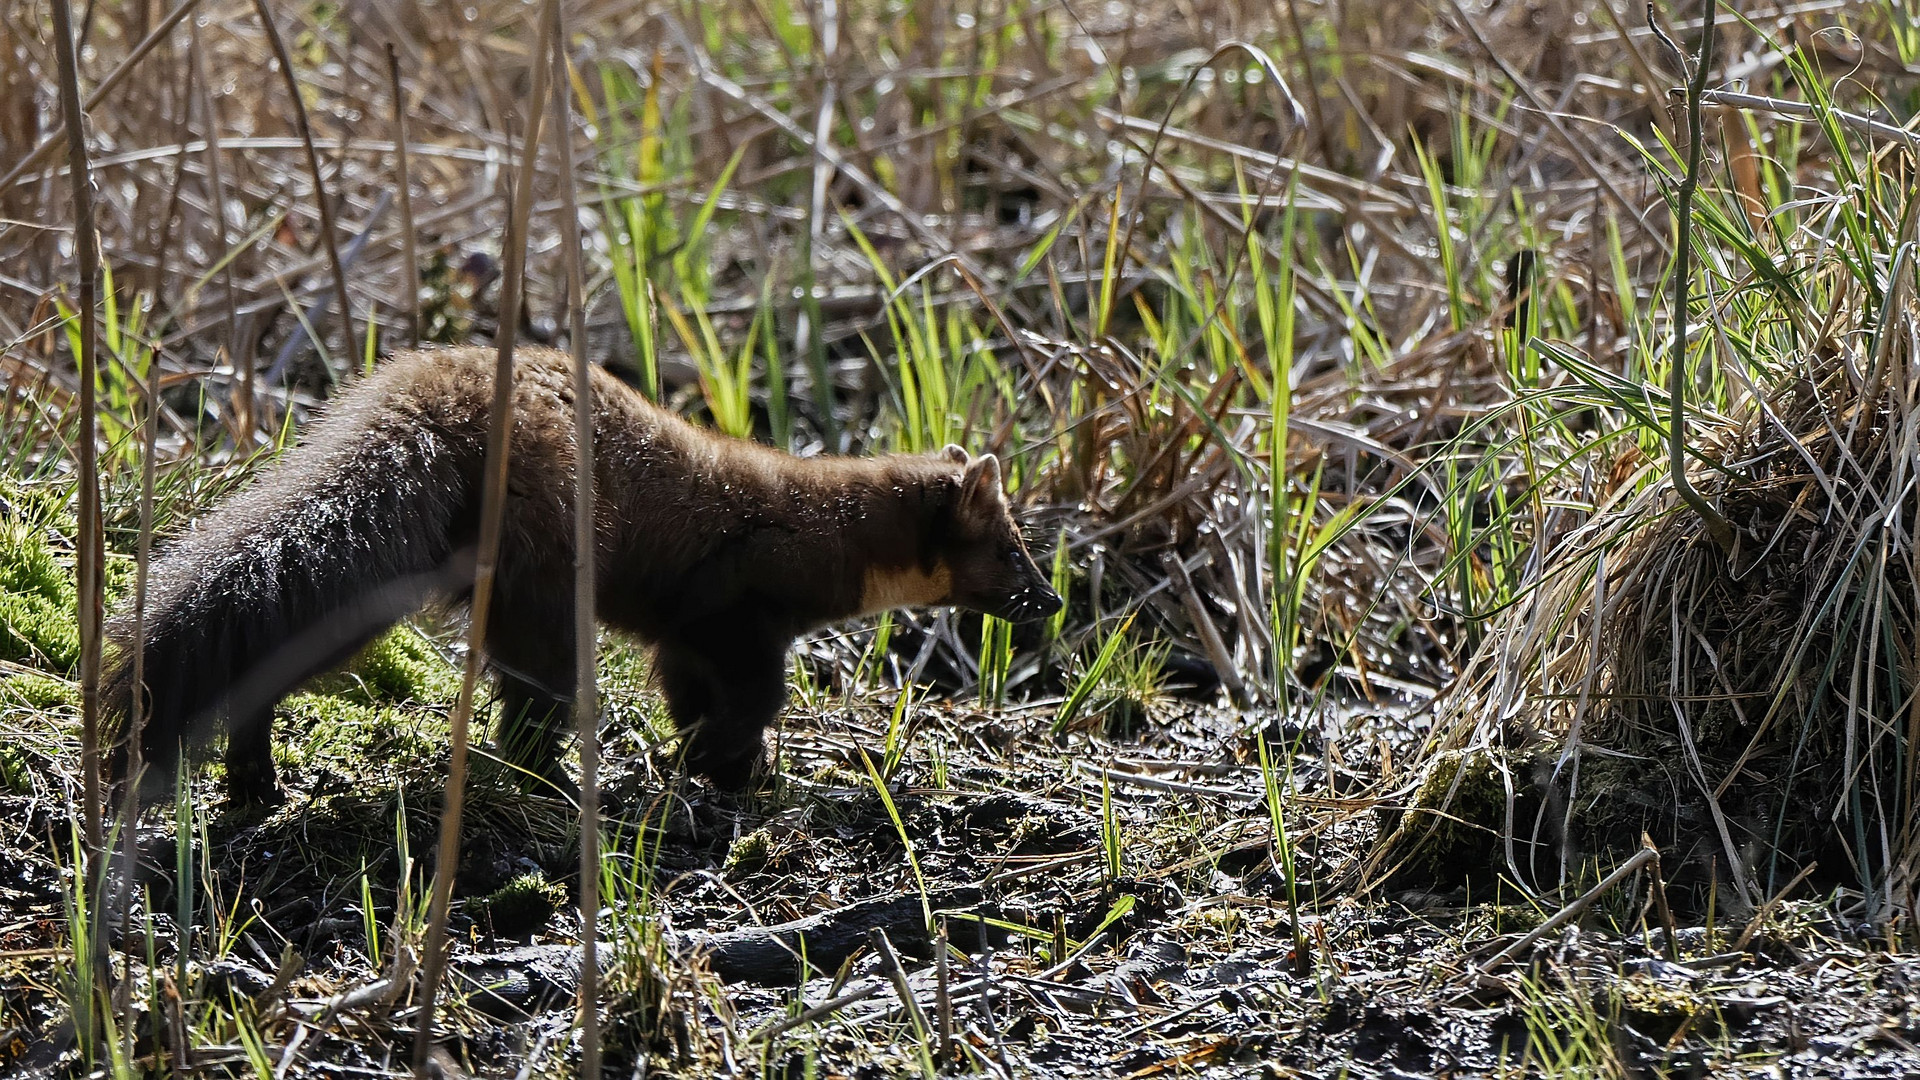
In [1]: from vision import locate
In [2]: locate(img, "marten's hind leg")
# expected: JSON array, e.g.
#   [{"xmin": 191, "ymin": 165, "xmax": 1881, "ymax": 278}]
[
  {"xmin": 223, "ymin": 707, "xmax": 282, "ymax": 808},
  {"xmin": 657, "ymin": 621, "xmax": 790, "ymax": 789},
  {"xmin": 214, "ymin": 610, "xmax": 414, "ymax": 808}
]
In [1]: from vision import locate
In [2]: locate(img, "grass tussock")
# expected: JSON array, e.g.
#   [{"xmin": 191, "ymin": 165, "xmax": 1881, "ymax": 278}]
[{"xmin": 1373, "ymin": 27, "xmax": 1920, "ymax": 918}]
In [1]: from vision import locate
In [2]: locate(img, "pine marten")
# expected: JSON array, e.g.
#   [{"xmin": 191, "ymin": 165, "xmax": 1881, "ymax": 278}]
[{"xmin": 106, "ymin": 345, "xmax": 1061, "ymax": 806}]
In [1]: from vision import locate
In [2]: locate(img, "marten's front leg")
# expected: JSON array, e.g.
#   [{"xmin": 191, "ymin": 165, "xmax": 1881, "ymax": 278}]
[
  {"xmin": 656, "ymin": 621, "xmax": 790, "ymax": 789},
  {"xmin": 487, "ymin": 589, "xmax": 578, "ymax": 792}
]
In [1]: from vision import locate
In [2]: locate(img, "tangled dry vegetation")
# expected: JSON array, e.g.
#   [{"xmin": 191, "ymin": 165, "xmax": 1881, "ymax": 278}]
[
  {"xmin": 6, "ymin": 0, "xmax": 1920, "ymax": 1076},
  {"xmin": 1367, "ymin": 23, "xmax": 1920, "ymax": 924}
]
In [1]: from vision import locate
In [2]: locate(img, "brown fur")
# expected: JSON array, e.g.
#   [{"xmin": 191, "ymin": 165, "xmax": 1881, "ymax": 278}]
[{"xmin": 106, "ymin": 345, "xmax": 1060, "ymax": 804}]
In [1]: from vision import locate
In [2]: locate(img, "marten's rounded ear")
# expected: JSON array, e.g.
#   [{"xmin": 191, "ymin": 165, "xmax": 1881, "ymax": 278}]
[
  {"xmin": 942, "ymin": 444, "xmax": 970, "ymax": 466},
  {"xmin": 961, "ymin": 453, "xmax": 1002, "ymax": 504}
]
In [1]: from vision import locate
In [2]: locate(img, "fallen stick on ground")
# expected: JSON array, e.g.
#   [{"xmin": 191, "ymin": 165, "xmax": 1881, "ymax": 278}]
[
  {"xmin": 693, "ymin": 887, "xmax": 984, "ymax": 985},
  {"xmin": 1473, "ymin": 843, "xmax": 1660, "ymax": 974},
  {"xmin": 1732, "ymin": 862, "xmax": 1818, "ymax": 955}
]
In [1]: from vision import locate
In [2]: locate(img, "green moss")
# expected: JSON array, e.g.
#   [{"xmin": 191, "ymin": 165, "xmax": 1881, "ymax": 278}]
[
  {"xmin": 725, "ymin": 826, "xmax": 775, "ymax": 877},
  {"xmin": 1476, "ymin": 903, "xmax": 1548, "ymax": 939},
  {"xmin": 0, "ymin": 745, "xmax": 35, "ymax": 795},
  {"xmin": 320, "ymin": 626, "xmax": 459, "ymax": 705},
  {"xmin": 1383, "ymin": 747, "xmax": 1543, "ymax": 888},
  {"xmin": 102, "ymin": 551, "xmax": 135, "ymax": 601},
  {"xmin": 1614, "ymin": 972, "xmax": 1715, "ymax": 1042},
  {"xmin": 0, "ymin": 518, "xmax": 79, "ymax": 671},
  {"xmin": 0, "ymin": 672, "xmax": 78, "ymax": 711},
  {"xmin": 0, "ymin": 481, "xmax": 135, "ymax": 675},
  {"xmin": 472, "ymin": 871, "xmax": 568, "ymax": 939},
  {"xmin": 278, "ymin": 693, "xmax": 446, "ymax": 780},
  {"xmin": 299, "ymin": 625, "xmax": 458, "ymax": 707}
]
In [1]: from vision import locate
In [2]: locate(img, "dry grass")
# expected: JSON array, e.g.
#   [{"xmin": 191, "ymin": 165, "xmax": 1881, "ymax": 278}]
[{"xmin": 5, "ymin": 0, "xmax": 1920, "ymax": 1076}]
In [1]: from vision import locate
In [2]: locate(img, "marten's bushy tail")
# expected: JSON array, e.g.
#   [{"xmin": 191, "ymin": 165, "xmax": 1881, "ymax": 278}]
[{"xmin": 105, "ymin": 390, "xmax": 479, "ymax": 794}]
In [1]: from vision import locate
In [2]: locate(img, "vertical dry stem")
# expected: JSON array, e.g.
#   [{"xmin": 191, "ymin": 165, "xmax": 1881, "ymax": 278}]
[
  {"xmin": 548, "ymin": 9, "xmax": 602, "ymax": 1075},
  {"xmin": 1662, "ymin": 0, "xmax": 1736, "ymax": 556},
  {"xmin": 388, "ymin": 42, "xmax": 423, "ymax": 347},
  {"xmin": 189, "ymin": 20, "xmax": 245, "ymax": 440},
  {"xmin": 50, "ymin": 0, "xmax": 105, "ymax": 1058},
  {"xmin": 49, "ymin": 0, "xmax": 103, "ymax": 867},
  {"xmin": 111, "ymin": 256, "xmax": 162, "ymax": 1060},
  {"xmin": 252, "ymin": 0, "xmax": 359, "ymax": 373},
  {"xmin": 411, "ymin": 2, "xmax": 556, "ymax": 1069}
]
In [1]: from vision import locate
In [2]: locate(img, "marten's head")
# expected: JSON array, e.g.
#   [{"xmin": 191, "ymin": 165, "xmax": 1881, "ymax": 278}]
[
  {"xmin": 930, "ymin": 445, "xmax": 1063, "ymax": 623},
  {"xmin": 858, "ymin": 446, "xmax": 1063, "ymax": 621}
]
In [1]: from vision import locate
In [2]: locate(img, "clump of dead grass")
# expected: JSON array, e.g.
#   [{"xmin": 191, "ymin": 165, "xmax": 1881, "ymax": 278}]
[{"xmin": 1372, "ymin": 66, "xmax": 1920, "ymax": 917}]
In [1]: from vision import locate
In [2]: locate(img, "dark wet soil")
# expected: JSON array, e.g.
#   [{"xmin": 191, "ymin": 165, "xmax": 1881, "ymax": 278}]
[{"xmin": 5, "ymin": 690, "xmax": 1920, "ymax": 1077}]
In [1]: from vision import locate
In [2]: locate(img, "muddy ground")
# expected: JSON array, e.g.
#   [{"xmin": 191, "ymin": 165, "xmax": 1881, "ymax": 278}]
[{"xmin": 3, "ymin": 641, "xmax": 1919, "ymax": 1078}]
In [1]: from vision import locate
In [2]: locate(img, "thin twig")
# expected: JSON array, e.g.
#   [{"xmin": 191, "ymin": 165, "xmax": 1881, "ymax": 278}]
[
  {"xmin": 1665, "ymin": 0, "xmax": 1737, "ymax": 556},
  {"xmin": 387, "ymin": 42, "xmax": 423, "ymax": 348},
  {"xmin": 111, "ymin": 243, "xmax": 163, "ymax": 1066},
  {"xmin": 188, "ymin": 19, "xmax": 245, "ymax": 441},
  {"xmin": 410, "ymin": 3, "xmax": 555, "ymax": 1070},
  {"xmin": 1646, "ymin": 1, "xmax": 1689, "ymax": 75},
  {"xmin": 49, "ymin": 0, "xmax": 105, "ymax": 1056},
  {"xmin": 149, "ymin": 64, "xmax": 196, "ymax": 319},
  {"xmin": 934, "ymin": 919, "xmax": 953, "ymax": 1064},
  {"xmin": 974, "ymin": 919, "xmax": 1012, "ymax": 1076},
  {"xmin": 1732, "ymin": 861, "xmax": 1817, "ymax": 954},
  {"xmin": 1644, "ymin": 836, "xmax": 1681, "ymax": 961},
  {"xmin": 49, "ymin": 0, "xmax": 103, "ymax": 871},
  {"xmin": 1697, "ymin": 88, "xmax": 1919, "ymax": 153},
  {"xmin": 252, "ymin": 0, "xmax": 359, "ymax": 375},
  {"xmin": 870, "ymin": 928, "xmax": 933, "ymax": 1045},
  {"xmin": 547, "ymin": 7, "xmax": 601, "ymax": 1077},
  {"xmin": 751, "ymin": 980, "xmax": 888, "ymax": 1042},
  {"xmin": 1475, "ymin": 844, "xmax": 1660, "ymax": 973}
]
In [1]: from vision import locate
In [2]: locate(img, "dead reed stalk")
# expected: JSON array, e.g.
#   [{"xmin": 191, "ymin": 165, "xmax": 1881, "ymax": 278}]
[
  {"xmin": 387, "ymin": 42, "xmax": 423, "ymax": 348},
  {"xmin": 48, "ymin": 0, "xmax": 106, "ymax": 1062},
  {"xmin": 188, "ymin": 19, "xmax": 244, "ymax": 438},
  {"xmin": 252, "ymin": 0, "xmax": 358, "ymax": 376},
  {"xmin": 548, "ymin": 7, "xmax": 603, "ymax": 1074},
  {"xmin": 48, "ymin": 0, "xmax": 103, "ymax": 867},
  {"xmin": 410, "ymin": 1, "xmax": 557, "ymax": 1069}
]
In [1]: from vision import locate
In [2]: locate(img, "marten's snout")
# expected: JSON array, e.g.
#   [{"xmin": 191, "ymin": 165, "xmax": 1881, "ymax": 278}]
[
  {"xmin": 956, "ymin": 540, "xmax": 1062, "ymax": 623},
  {"xmin": 1004, "ymin": 581, "xmax": 1063, "ymax": 622},
  {"xmin": 970, "ymin": 580, "xmax": 1061, "ymax": 624}
]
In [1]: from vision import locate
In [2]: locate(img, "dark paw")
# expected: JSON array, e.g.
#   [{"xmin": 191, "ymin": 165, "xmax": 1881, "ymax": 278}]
[
  {"xmin": 225, "ymin": 775, "xmax": 287, "ymax": 813},
  {"xmin": 688, "ymin": 743, "xmax": 769, "ymax": 792},
  {"xmin": 516, "ymin": 764, "xmax": 582, "ymax": 803}
]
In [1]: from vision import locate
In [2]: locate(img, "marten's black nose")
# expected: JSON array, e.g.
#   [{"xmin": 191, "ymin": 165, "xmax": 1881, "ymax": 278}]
[{"xmin": 1012, "ymin": 587, "xmax": 1063, "ymax": 622}]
